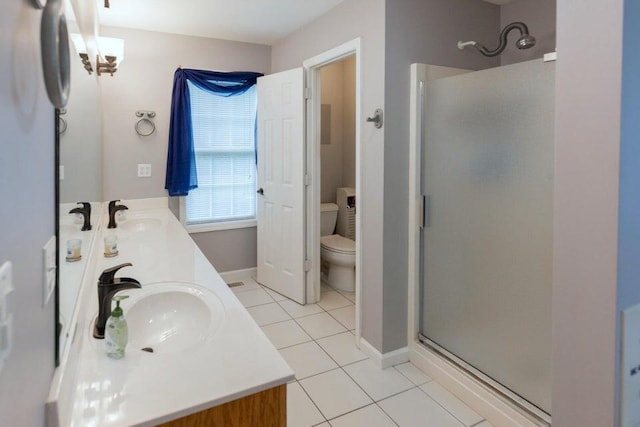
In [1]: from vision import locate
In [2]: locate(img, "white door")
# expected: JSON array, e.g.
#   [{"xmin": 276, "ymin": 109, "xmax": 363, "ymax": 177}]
[{"xmin": 257, "ymin": 68, "xmax": 306, "ymax": 304}]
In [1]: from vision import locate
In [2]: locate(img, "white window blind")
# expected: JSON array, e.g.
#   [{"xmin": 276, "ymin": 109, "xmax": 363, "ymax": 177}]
[{"xmin": 185, "ymin": 81, "xmax": 257, "ymax": 225}]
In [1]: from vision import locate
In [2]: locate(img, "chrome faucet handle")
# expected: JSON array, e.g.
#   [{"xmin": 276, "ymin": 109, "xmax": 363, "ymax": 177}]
[{"xmin": 99, "ymin": 262, "xmax": 133, "ymax": 285}]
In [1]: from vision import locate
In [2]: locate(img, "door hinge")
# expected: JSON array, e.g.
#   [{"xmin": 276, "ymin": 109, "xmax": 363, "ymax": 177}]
[
  {"xmin": 304, "ymin": 87, "xmax": 312, "ymax": 100},
  {"xmin": 304, "ymin": 174, "xmax": 312, "ymax": 186},
  {"xmin": 421, "ymin": 195, "xmax": 431, "ymax": 228},
  {"xmin": 304, "ymin": 260, "xmax": 312, "ymax": 272}
]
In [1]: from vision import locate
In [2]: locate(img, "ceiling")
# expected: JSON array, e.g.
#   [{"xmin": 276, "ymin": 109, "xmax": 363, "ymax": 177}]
[{"xmin": 97, "ymin": 0, "xmax": 346, "ymax": 45}]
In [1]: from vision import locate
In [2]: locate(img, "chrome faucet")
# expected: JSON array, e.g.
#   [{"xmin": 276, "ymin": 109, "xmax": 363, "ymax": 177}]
[
  {"xmin": 93, "ymin": 263, "xmax": 141, "ymax": 339},
  {"xmin": 69, "ymin": 202, "xmax": 92, "ymax": 231},
  {"xmin": 108, "ymin": 200, "xmax": 129, "ymax": 229}
]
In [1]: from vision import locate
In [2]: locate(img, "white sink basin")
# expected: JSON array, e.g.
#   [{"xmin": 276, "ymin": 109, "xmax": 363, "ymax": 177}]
[
  {"xmin": 119, "ymin": 218, "xmax": 162, "ymax": 233},
  {"xmin": 120, "ymin": 282, "xmax": 225, "ymax": 354}
]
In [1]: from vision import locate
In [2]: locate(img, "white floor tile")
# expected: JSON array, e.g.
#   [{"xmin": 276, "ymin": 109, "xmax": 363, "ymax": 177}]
[
  {"xmin": 279, "ymin": 341, "xmax": 338, "ymax": 379},
  {"xmin": 263, "ymin": 287, "xmax": 288, "ymax": 302},
  {"xmin": 299, "ymin": 369, "xmax": 373, "ymax": 420},
  {"xmin": 279, "ymin": 299, "xmax": 325, "ymax": 318},
  {"xmin": 343, "ymin": 359, "xmax": 414, "ymax": 401},
  {"xmin": 337, "ymin": 290, "xmax": 356, "ymax": 303},
  {"xmin": 420, "ymin": 382, "xmax": 483, "ymax": 426},
  {"xmin": 328, "ymin": 404, "xmax": 396, "ymax": 427},
  {"xmin": 315, "ymin": 423, "xmax": 330, "ymax": 427},
  {"xmin": 474, "ymin": 421, "xmax": 494, "ymax": 427},
  {"xmin": 320, "ymin": 282, "xmax": 332, "ymax": 293},
  {"xmin": 287, "ymin": 381, "xmax": 325, "ymax": 427},
  {"xmin": 316, "ymin": 332, "xmax": 367, "ymax": 366},
  {"xmin": 318, "ymin": 291, "xmax": 352, "ymax": 311},
  {"xmin": 393, "ymin": 362, "xmax": 432, "ymax": 386},
  {"xmin": 261, "ymin": 320, "xmax": 312, "ymax": 349},
  {"xmin": 296, "ymin": 312, "xmax": 347, "ymax": 340},
  {"xmin": 234, "ymin": 288, "xmax": 274, "ymax": 308},
  {"xmin": 246, "ymin": 302, "xmax": 291, "ymax": 326},
  {"xmin": 378, "ymin": 388, "xmax": 464, "ymax": 427},
  {"xmin": 327, "ymin": 305, "xmax": 356, "ymax": 330}
]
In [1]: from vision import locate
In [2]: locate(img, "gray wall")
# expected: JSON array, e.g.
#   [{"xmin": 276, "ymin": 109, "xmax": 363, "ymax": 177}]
[
  {"xmin": 0, "ymin": 1, "xmax": 56, "ymax": 425},
  {"xmin": 552, "ymin": 0, "xmax": 623, "ymax": 425},
  {"xmin": 100, "ymin": 26, "xmax": 271, "ymax": 273},
  {"xmin": 617, "ymin": 0, "xmax": 640, "ymax": 425},
  {"xmin": 500, "ymin": 0, "xmax": 556, "ymax": 66},
  {"xmin": 383, "ymin": 0, "xmax": 500, "ymax": 352},
  {"xmin": 272, "ymin": 0, "xmax": 387, "ymax": 350}
]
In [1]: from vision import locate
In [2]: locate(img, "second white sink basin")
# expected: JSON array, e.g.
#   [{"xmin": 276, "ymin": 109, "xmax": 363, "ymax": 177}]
[
  {"xmin": 123, "ymin": 282, "xmax": 225, "ymax": 355},
  {"xmin": 119, "ymin": 217, "xmax": 162, "ymax": 233}
]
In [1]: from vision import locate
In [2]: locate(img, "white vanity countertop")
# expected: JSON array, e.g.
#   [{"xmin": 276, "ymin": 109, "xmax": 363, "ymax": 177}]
[{"xmin": 66, "ymin": 206, "xmax": 294, "ymax": 426}]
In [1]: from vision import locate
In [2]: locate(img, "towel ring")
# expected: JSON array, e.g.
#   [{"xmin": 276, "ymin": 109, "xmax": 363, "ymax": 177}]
[{"xmin": 135, "ymin": 111, "xmax": 156, "ymax": 136}]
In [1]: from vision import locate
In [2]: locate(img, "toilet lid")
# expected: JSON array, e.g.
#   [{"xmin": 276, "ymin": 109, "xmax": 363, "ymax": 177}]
[{"xmin": 320, "ymin": 234, "xmax": 355, "ymax": 254}]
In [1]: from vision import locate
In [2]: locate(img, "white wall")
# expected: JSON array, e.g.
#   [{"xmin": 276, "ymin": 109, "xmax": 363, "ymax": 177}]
[
  {"xmin": 320, "ymin": 56, "xmax": 356, "ymax": 203},
  {"xmin": 552, "ymin": 0, "xmax": 623, "ymax": 425},
  {"xmin": 272, "ymin": 0, "xmax": 387, "ymax": 350},
  {"xmin": 99, "ymin": 26, "xmax": 271, "ymax": 272},
  {"xmin": 0, "ymin": 2, "xmax": 56, "ymax": 425},
  {"xmin": 320, "ymin": 60, "xmax": 345, "ymax": 203},
  {"xmin": 342, "ymin": 56, "xmax": 356, "ymax": 189}
]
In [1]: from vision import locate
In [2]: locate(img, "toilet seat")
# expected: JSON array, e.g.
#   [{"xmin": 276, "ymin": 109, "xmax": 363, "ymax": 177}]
[{"xmin": 320, "ymin": 234, "xmax": 355, "ymax": 254}]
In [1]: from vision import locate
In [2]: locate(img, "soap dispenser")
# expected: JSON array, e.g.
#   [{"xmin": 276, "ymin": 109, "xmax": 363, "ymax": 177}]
[{"xmin": 105, "ymin": 295, "xmax": 129, "ymax": 359}]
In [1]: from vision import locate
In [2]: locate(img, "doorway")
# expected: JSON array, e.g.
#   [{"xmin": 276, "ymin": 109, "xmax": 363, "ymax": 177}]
[{"xmin": 304, "ymin": 39, "xmax": 362, "ymax": 343}]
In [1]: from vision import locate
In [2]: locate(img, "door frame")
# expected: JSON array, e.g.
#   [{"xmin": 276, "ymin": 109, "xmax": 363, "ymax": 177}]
[{"xmin": 303, "ymin": 38, "xmax": 362, "ymax": 343}]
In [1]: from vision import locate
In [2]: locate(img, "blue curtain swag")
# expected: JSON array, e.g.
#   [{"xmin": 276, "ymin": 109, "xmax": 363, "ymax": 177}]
[{"xmin": 165, "ymin": 68, "xmax": 263, "ymax": 197}]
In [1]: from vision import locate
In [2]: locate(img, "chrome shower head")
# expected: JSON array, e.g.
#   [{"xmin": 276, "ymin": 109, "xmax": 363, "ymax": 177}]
[
  {"xmin": 457, "ymin": 22, "xmax": 536, "ymax": 57},
  {"xmin": 516, "ymin": 34, "xmax": 536, "ymax": 50}
]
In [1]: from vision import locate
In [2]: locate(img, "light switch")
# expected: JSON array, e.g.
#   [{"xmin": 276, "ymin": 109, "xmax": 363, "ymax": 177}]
[
  {"xmin": 42, "ymin": 236, "xmax": 56, "ymax": 307},
  {"xmin": 137, "ymin": 164, "xmax": 152, "ymax": 177},
  {"xmin": 621, "ymin": 303, "xmax": 640, "ymax": 427}
]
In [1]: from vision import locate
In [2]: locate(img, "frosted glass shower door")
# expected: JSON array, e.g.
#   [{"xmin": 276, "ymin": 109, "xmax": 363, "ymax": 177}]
[{"xmin": 420, "ymin": 59, "xmax": 554, "ymax": 414}]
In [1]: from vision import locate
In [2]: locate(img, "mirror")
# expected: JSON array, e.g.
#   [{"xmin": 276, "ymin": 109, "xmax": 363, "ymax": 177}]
[{"xmin": 56, "ymin": 6, "xmax": 102, "ymax": 360}]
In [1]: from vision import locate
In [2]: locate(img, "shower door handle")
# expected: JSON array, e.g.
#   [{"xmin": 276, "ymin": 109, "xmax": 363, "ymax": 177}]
[{"xmin": 257, "ymin": 188, "xmax": 264, "ymax": 196}]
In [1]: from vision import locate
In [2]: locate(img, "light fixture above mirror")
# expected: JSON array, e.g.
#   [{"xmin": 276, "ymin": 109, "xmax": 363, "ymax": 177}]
[
  {"xmin": 69, "ymin": 33, "xmax": 124, "ymax": 77},
  {"xmin": 96, "ymin": 36, "xmax": 124, "ymax": 76}
]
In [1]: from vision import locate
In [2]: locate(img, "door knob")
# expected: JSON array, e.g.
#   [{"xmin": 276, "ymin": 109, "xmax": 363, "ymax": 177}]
[{"xmin": 257, "ymin": 188, "xmax": 264, "ymax": 195}]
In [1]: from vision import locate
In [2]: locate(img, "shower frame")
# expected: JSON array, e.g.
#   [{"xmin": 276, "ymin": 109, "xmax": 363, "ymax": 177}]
[{"xmin": 406, "ymin": 62, "xmax": 555, "ymax": 427}]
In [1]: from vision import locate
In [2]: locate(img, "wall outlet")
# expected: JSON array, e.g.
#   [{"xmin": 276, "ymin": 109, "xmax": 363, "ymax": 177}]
[
  {"xmin": 137, "ymin": 164, "xmax": 152, "ymax": 178},
  {"xmin": 621, "ymin": 303, "xmax": 640, "ymax": 427},
  {"xmin": 42, "ymin": 236, "xmax": 56, "ymax": 307}
]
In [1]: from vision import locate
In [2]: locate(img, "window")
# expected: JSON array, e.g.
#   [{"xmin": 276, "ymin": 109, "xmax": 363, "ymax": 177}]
[{"xmin": 182, "ymin": 81, "xmax": 257, "ymax": 232}]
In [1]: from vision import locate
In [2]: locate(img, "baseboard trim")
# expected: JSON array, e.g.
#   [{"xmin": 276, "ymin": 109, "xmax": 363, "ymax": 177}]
[
  {"xmin": 358, "ymin": 338, "xmax": 409, "ymax": 369},
  {"xmin": 219, "ymin": 267, "xmax": 257, "ymax": 283},
  {"xmin": 409, "ymin": 342, "xmax": 547, "ymax": 427}
]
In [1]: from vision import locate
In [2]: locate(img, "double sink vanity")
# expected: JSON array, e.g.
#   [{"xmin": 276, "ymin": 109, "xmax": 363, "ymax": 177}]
[{"xmin": 47, "ymin": 198, "xmax": 294, "ymax": 426}]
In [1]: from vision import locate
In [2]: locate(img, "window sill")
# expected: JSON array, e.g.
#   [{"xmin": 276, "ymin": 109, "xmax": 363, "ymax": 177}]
[{"xmin": 185, "ymin": 219, "xmax": 257, "ymax": 234}]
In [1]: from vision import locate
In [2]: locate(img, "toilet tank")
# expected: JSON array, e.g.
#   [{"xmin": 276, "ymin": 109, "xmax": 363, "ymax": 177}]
[{"xmin": 320, "ymin": 203, "xmax": 339, "ymax": 236}]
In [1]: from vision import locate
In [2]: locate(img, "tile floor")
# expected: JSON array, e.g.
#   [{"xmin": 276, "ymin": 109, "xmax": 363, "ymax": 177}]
[{"xmin": 230, "ymin": 276, "xmax": 494, "ymax": 427}]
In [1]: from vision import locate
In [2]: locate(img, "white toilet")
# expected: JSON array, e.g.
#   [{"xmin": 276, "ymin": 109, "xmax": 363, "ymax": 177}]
[{"xmin": 320, "ymin": 198, "xmax": 356, "ymax": 292}]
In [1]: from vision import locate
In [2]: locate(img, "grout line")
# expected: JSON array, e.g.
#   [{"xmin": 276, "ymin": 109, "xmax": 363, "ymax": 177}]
[
  {"xmin": 374, "ymin": 401, "xmax": 401, "ymax": 427},
  {"xmin": 293, "ymin": 379, "xmax": 328, "ymax": 425},
  {"xmin": 469, "ymin": 420, "xmax": 487, "ymax": 427},
  {"xmin": 416, "ymin": 384, "xmax": 476, "ymax": 427}
]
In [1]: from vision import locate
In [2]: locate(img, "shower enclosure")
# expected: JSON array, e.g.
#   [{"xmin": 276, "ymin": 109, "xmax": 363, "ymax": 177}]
[{"xmin": 416, "ymin": 58, "xmax": 555, "ymax": 421}]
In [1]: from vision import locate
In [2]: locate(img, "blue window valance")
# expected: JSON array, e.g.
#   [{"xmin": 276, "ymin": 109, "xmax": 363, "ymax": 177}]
[{"xmin": 165, "ymin": 68, "xmax": 263, "ymax": 197}]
